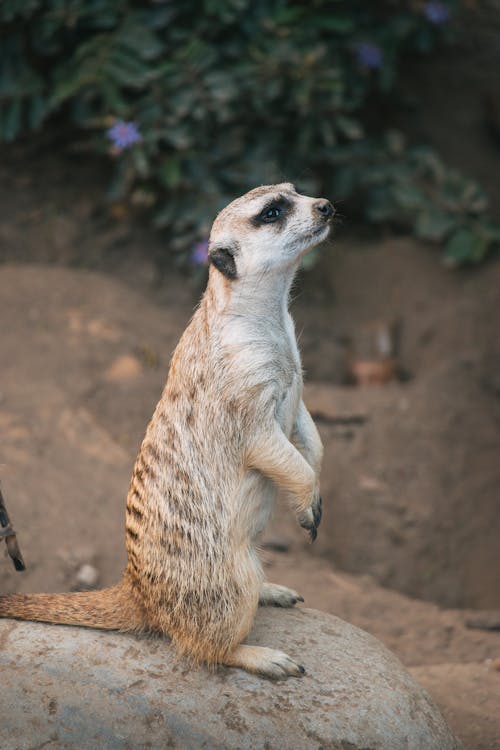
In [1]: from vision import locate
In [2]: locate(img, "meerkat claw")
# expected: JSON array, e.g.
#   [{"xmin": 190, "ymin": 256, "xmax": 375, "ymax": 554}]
[
  {"xmin": 305, "ymin": 491, "xmax": 322, "ymax": 541},
  {"xmin": 312, "ymin": 494, "xmax": 322, "ymax": 527},
  {"xmin": 298, "ymin": 502, "xmax": 320, "ymax": 542}
]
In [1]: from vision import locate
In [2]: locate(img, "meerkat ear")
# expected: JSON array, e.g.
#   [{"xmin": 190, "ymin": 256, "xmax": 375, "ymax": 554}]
[{"xmin": 209, "ymin": 245, "xmax": 238, "ymax": 279}]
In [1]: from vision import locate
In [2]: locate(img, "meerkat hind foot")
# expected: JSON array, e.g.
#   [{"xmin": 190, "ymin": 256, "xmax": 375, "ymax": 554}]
[
  {"xmin": 223, "ymin": 644, "xmax": 305, "ymax": 679},
  {"xmin": 259, "ymin": 582, "xmax": 304, "ymax": 608}
]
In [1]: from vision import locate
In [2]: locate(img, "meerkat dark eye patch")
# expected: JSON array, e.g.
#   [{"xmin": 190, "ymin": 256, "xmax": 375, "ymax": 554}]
[
  {"xmin": 209, "ymin": 245, "xmax": 238, "ymax": 279},
  {"xmin": 252, "ymin": 196, "xmax": 293, "ymax": 227}
]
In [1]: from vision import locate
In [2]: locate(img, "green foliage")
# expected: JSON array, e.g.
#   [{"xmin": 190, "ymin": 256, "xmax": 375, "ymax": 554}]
[
  {"xmin": 0, "ymin": 0, "xmax": 497, "ymax": 266},
  {"xmin": 331, "ymin": 134, "xmax": 498, "ymax": 265}
]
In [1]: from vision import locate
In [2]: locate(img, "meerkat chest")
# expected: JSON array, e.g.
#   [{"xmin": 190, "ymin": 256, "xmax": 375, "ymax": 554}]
[{"xmin": 223, "ymin": 311, "xmax": 302, "ymax": 430}]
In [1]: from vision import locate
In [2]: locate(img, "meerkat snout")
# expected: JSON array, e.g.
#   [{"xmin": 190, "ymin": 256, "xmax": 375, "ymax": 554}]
[{"xmin": 313, "ymin": 199, "xmax": 335, "ymax": 220}]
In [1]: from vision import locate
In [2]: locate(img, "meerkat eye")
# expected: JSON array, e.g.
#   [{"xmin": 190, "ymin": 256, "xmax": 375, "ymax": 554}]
[
  {"xmin": 251, "ymin": 196, "xmax": 292, "ymax": 227},
  {"xmin": 262, "ymin": 206, "xmax": 281, "ymax": 221},
  {"xmin": 258, "ymin": 203, "xmax": 285, "ymax": 223}
]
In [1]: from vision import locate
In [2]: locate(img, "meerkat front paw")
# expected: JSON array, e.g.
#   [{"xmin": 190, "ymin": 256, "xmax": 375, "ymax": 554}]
[
  {"xmin": 297, "ymin": 490, "xmax": 322, "ymax": 542},
  {"xmin": 259, "ymin": 582, "xmax": 304, "ymax": 607}
]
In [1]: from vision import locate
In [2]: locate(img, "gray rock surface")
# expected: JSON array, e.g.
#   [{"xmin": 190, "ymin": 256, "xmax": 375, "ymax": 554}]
[{"xmin": 0, "ymin": 607, "xmax": 461, "ymax": 750}]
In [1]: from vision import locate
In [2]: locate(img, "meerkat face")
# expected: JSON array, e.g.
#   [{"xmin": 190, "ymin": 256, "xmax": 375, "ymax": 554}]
[{"xmin": 208, "ymin": 183, "xmax": 335, "ymax": 280}]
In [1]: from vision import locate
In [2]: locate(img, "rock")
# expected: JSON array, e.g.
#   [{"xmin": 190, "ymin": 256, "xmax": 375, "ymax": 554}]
[
  {"xmin": 104, "ymin": 354, "xmax": 143, "ymax": 383},
  {"xmin": 0, "ymin": 608, "xmax": 461, "ymax": 750},
  {"xmin": 75, "ymin": 563, "xmax": 99, "ymax": 589}
]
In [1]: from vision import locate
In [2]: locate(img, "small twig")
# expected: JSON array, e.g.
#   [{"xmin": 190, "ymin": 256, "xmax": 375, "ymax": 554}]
[
  {"xmin": 310, "ymin": 412, "xmax": 368, "ymax": 426},
  {"xmin": 465, "ymin": 611, "xmax": 500, "ymax": 631},
  {"xmin": 0, "ymin": 484, "xmax": 26, "ymax": 571}
]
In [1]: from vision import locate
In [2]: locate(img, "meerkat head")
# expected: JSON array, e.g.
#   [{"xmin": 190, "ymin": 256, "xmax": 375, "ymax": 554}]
[{"xmin": 208, "ymin": 183, "xmax": 334, "ymax": 280}]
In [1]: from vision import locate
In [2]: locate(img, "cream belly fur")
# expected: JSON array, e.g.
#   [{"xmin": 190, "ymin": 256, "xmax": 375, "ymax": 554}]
[{"xmin": 0, "ymin": 182, "xmax": 334, "ymax": 679}]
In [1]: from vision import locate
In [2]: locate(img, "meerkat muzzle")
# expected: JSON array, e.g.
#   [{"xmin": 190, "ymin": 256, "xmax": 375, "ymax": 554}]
[{"xmin": 313, "ymin": 200, "xmax": 335, "ymax": 220}]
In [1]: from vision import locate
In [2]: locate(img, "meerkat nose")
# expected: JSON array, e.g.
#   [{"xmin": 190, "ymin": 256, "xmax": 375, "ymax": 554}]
[{"xmin": 313, "ymin": 200, "xmax": 335, "ymax": 219}]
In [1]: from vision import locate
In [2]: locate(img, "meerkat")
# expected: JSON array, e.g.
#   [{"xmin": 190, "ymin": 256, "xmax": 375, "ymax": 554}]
[{"xmin": 0, "ymin": 183, "xmax": 334, "ymax": 679}]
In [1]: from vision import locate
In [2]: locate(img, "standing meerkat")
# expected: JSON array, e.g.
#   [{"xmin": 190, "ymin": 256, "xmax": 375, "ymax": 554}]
[{"xmin": 0, "ymin": 183, "xmax": 334, "ymax": 679}]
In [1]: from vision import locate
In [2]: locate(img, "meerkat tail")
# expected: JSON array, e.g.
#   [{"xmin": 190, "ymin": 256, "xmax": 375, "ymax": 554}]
[{"xmin": 0, "ymin": 577, "xmax": 146, "ymax": 632}]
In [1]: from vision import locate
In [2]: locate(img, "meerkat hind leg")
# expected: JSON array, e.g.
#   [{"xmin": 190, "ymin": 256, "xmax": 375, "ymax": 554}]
[
  {"xmin": 259, "ymin": 582, "xmax": 304, "ymax": 607},
  {"xmin": 223, "ymin": 644, "xmax": 305, "ymax": 679}
]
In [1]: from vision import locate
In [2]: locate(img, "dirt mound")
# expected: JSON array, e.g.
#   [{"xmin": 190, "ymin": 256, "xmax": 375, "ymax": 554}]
[
  {"xmin": 0, "ymin": 264, "xmax": 182, "ymax": 593},
  {"xmin": 293, "ymin": 239, "xmax": 500, "ymax": 610}
]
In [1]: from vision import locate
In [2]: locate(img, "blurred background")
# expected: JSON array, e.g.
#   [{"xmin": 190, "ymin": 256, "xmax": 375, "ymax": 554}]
[{"xmin": 1, "ymin": 2, "xmax": 499, "ymax": 747}]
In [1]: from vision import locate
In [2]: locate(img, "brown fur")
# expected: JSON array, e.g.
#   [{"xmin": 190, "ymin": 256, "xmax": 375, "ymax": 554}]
[{"xmin": 0, "ymin": 184, "xmax": 333, "ymax": 678}]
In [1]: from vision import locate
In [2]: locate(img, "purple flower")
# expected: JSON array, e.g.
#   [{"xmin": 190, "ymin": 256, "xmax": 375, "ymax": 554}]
[
  {"xmin": 423, "ymin": 2, "xmax": 451, "ymax": 24},
  {"xmin": 355, "ymin": 42, "xmax": 383, "ymax": 70},
  {"xmin": 191, "ymin": 239, "xmax": 209, "ymax": 266},
  {"xmin": 106, "ymin": 120, "xmax": 142, "ymax": 151}
]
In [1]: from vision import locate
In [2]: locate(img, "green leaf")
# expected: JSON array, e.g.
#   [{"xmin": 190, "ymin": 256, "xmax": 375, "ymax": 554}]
[
  {"xmin": 131, "ymin": 148, "xmax": 150, "ymax": 178},
  {"xmin": 2, "ymin": 99, "xmax": 22, "ymax": 141},
  {"xmin": 444, "ymin": 228, "xmax": 490, "ymax": 267},
  {"xmin": 465, "ymin": 184, "xmax": 489, "ymax": 213},
  {"xmin": 28, "ymin": 94, "xmax": 46, "ymax": 130},
  {"xmin": 154, "ymin": 204, "xmax": 176, "ymax": 229},
  {"xmin": 391, "ymin": 182, "xmax": 427, "ymax": 211},
  {"xmin": 331, "ymin": 166, "xmax": 357, "ymax": 200},
  {"xmin": 366, "ymin": 187, "xmax": 396, "ymax": 222},
  {"xmin": 118, "ymin": 21, "xmax": 164, "ymax": 60},
  {"xmin": 415, "ymin": 209, "xmax": 456, "ymax": 242},
  {"xmin": 312, "ymin": 16, "xmax": 355, "ymax": 34},
  {"xmin": 385, "ymin": 129, "xmax": 406, "ymax": 156},
  {"xmin": 480, "ymin": 221, "xmax": 500, "ymax": 244},
  {"xmin": 106, "ymin": 159, "xmax": 135, "ymax": 202},
  {"xmin": 158, "ymin": 157, "xmax": 182, "ymax": 189},
  {"xmin": 335, "ymin": 115, "xmax": 364, "ymax": 140},
  {"xmin": 99, "ymin": 80, "xmax": 129, "ymax": 116}
]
